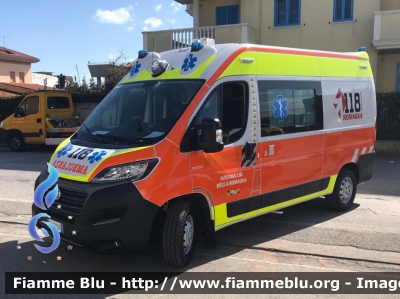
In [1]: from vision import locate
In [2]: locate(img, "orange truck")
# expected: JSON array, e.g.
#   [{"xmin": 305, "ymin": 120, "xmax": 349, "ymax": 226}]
[
  {"xmin": 0, "ymin": 90, "xmax": 80, "ymax": 151},
  {"xmin": 33, "ymin": 39, "xmax": 376, "ymax": 267}
]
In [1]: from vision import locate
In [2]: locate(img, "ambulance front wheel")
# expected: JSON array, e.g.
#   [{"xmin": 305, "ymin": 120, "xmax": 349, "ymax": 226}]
[
  {"xmin": 162, "ymin": 201, "xmax": 196, "ymax": 267},
  {"xmin": 325, "ymin": 168, "xmax": 357, "ymax": 211}
]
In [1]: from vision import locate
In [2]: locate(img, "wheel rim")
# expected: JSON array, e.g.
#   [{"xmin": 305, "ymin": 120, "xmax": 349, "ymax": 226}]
[
  {"xmin": 10, "ymin": 137, "xmax": 21, "ymax": 150},
  {"xmin": 339, "ymin": 177, "xmax": 353, "ymax": 203},
  {"xmin": 183, "ymin": 215, "xmax": 194, "ymax": 255}
]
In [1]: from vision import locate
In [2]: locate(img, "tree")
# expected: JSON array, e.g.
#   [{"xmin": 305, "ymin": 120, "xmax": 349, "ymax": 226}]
[
  {"xmin": 65, "ymin": 78, "xmax": 80, "ymax": 93},
  {"xmin": 81, "ymin": 76, "xmax": 89, "ymax": 93},
  {"xmin": 89, "ymin": 77, "xmax": 96, "ymax": 90},
  {"xmin": 106, "ymin": 48, "xmax": 130, "ymax": 91}
]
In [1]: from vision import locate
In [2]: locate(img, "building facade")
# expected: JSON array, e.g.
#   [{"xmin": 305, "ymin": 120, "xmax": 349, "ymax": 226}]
[
  {"xmin": 143, "ymin": 0, "xmax": 400, "ymax": 92},
  {"xmin": 0, "ymin": 46, "xmax": 39, "ymax": 84}
]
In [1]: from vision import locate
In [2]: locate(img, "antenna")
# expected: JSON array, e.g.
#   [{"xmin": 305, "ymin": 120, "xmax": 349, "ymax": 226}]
[
  {"xmin": 151, "ymin": 37, "xmax": 155, "ymax": 63},
  {"xmin": 3, "ymin": 36, "xmax": 11, "ymax": 49},
  {"xmin": 76, "ymin": 65, "xmax": 81, "ymax": 84}
]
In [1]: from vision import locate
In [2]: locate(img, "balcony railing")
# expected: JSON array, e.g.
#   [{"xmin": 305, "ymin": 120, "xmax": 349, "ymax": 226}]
[
  {"xmin": 171, "ymin": 27, "xmax": 215, "ymax": 49},
  {"xmin": 372, "ymin": 10, "xmax": 400, "ymax": 50},
  {"xmin": 143, "ymin": 23, "xmax": 253, "ymax": 53}
]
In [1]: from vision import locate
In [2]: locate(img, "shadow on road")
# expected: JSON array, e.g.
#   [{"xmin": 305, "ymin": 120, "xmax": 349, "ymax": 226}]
[
  {"xmin": 357, "ymin": 154, "xmax": 400, "ymax": 197},
  {"xmin": 1, "ymin": 197, "xmax": 358, "ymax": 298},
  {"xmin": 0, "ymin": 145, "xmax": 54, "ymax": 172}
]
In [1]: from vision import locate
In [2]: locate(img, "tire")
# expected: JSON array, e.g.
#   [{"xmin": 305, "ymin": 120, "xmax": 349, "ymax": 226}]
[
  {"xmin": 8, "ymin": 133, "xmax": 26, "ymax": 152},
  {"xmin": 162, "ymin": 201, "xmax": 196, "ymax": 267},
  {"xmin": 325, "ymin": 168, "xmax": 357, "ymax": 211}
]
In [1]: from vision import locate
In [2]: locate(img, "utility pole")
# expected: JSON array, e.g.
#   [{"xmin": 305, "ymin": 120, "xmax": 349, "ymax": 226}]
[
  {"xmin": 76, "ymin": 65, "xmax": 81, "ymax": 85},
  {"xmin": 3, "ymin": 36, "xmax": 11, "ymax": 49}
]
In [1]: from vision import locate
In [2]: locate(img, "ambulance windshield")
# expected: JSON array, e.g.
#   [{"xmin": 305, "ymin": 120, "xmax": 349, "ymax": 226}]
[{"xmin": 72, "ymin": 80, "xmax": 204, "ymax": 148}]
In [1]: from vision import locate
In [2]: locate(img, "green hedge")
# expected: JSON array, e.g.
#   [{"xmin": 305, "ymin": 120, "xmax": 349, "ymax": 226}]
[
  {"xmin": 0, "ymin": 95, "xmax": 24, "ymax": 122},
  {"xmin": 1, "ymin": 91, "xmax": 400, "ymax": 140},
  {"xmin": 376, "ymin": 92, "xmax": 400, "ymax": 140}
]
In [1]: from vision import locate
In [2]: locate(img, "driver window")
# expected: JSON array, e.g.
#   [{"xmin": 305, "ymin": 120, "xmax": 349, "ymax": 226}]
[
  {"xmin": 19, "ymin": 96, "xmax": 39, "ymax": 117},
  {"xmin": 192, "ymin": 81, "xmax": 248, "ymax": 144}
]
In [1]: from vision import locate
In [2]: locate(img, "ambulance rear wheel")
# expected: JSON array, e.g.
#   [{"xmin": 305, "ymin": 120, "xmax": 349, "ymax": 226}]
[
  {"xmin": 8, "ymin": 133, "xmax": 25, "ymax": 152},
  {"xmin": 162, "ymin": 201, "xmax": 196, "ymax": 267},
  {"xmin": 325, "ymin": 168, "xmax": 357, "ymax": 211}
]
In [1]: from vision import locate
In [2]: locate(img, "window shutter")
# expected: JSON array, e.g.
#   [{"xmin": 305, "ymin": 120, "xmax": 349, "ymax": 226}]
[
  {"xmin": 334, "ymin": 0, "xmax": 343, "ymax": 21},
  {"xmin": 227, "ymin": 5, "xmax": 239, "ymax": 24},
  {"xmin": 277, "ymin": 0, "xmax": 287, "ymax": 25},
  {"xmin": 290, "ymin": 0, "xmax": 299, "ymax": 24},
  {"xmin": 216, "ymin": 7, "xmax": 226, "ymax": 25},
  {"xmin": 344, "ymin": 0, "xmax": 352, "ymax": 20}
]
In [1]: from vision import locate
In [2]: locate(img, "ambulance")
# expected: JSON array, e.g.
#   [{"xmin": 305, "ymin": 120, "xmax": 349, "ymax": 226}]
[{"xmin": 33, "ymin": 39, "xmax": 376, "ymax": 267}]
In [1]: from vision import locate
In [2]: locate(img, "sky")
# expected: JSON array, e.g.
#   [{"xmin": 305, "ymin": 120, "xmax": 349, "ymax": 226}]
[{"xmin": 0, "ymin": 0, "xmax": 193, "ymax": 84}]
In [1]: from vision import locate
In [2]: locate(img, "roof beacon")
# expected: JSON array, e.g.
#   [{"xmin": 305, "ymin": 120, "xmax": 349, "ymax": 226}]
[
  {"xmin": 358, "ymin": 47, "xmax": 366, "ymax": 52},
  {"xmin": 138, "ymin": 50, "xmax": 149, "ymax": 59},
  {"xmin": 190, "ymin": 38, "xmax": 215, "ymax": 52},
  {"xmin": 190, "ymin": 41, "xmax": 203, "ymax": 52}
]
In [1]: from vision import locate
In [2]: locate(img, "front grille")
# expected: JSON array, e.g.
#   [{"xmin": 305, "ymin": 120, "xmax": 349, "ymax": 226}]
[
  {"xmin": 43, "ymin": 209, "xmax": 76, "ymax": 224},
  {"xmin": 53, "ymin": 187, "xmax": 88, "ymax": 214}
]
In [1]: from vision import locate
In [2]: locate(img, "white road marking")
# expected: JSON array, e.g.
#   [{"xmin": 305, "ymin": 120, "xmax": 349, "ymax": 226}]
[
  {"xmin": 0, "ymin": 232, "xmax": 31, "ymax": 239},
  {"xmin": 195, "ymin": 252, "xmax": 355, "ymax": 272},
  {"xmin": 0, "ymin": 197, "xmax": 32, "ymax": 203}
]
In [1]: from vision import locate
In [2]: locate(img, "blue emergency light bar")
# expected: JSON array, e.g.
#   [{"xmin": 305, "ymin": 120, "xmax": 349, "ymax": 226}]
[
  {"xmin": 191, "ymin": 41, "xmax": 203, "ymax": 52},
  {"xmin": 138, "ymin": 50, "xmax": 149, "ymax": 58},
  {"xmin": 358, "ymin": 47, "xmax": 366, "ymax": 52}
]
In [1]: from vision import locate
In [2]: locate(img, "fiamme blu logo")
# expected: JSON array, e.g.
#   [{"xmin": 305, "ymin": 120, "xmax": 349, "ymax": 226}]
[{"xmin": 28, "ymin": 163, "xmax": 61, "ymax": 253}]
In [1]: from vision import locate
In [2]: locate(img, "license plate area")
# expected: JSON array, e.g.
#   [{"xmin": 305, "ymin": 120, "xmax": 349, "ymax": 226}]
[{"xmin": 48, "ymin": 219, "xmax": 64, "ymax": 234}]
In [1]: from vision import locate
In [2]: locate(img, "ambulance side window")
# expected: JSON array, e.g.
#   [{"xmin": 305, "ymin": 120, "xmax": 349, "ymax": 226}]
[
  {"xmin": 258, "ymin": 81, "xmax": 323, "ymax": 136},
  {"xmin": 192, "ymin": 81, "xmax": 248, "ymax": 145}
]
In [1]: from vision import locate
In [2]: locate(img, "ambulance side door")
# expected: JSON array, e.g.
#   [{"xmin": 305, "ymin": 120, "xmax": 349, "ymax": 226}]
[
  {"xmin": 187, "ymin": 76, "xmax": 258, "ymax": 229},
  {"xmin": 258, "ymin": 79, "xmax": 324, "ymax": 210}
]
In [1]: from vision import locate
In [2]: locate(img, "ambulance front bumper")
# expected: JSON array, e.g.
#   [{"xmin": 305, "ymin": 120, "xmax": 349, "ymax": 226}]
[{"xmin": 32, "ymin": 169, "xmax": 159, "ymax": 253}]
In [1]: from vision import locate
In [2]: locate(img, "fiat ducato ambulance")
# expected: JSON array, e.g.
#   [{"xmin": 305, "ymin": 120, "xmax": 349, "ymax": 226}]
[{"xmin": 33, "ymin": 39, "xmax": 376, "ymax": 267}]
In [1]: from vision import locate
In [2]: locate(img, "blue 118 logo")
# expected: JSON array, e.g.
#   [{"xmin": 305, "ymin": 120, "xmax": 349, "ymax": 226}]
[{"xmin": 28, "ymin": 163, "xmax": 61, "ymax": 253}]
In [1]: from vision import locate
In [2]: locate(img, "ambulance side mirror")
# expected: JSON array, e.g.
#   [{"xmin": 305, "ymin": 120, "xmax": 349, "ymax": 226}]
[{"xmin": 197, "ymin": 118, "xmax": 224, "ymax": 153}]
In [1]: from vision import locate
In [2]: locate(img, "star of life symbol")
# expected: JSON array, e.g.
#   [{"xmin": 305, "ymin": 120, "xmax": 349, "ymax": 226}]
[
  {"xmin": 334, "ymin": 89, "xmax": 347, "ymax": 119},
  {"xmin": 182, "ymin": 54, "xmax": 197, "ymax": 71},
  {"xmin": 57, "ymin": 145, "xmax": 72, "ymax": 158},
  {"xmin": 130, "ymin": 60, "xmax": 141, "ymax": 76},
  {"xmin": 273, "ymin": 95, "xmax": 289, "ymax": 122},
  {"xmin": 88, "ymin": 150, "xmax": 107, "ymax": 164}
]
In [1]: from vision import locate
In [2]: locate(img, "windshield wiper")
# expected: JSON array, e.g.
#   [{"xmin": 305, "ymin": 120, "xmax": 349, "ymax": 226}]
[{"xmin": 81, "ymin": 123, "xmax": 104, "ymax": 142}]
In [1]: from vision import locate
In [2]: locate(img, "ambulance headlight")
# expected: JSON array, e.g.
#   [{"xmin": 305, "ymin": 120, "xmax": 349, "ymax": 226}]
[
  {"xmin": 92, "ymin": 159, "xmax": 159, "ymax": 183},
  {"xmin": 151, "ymin": 60, "xmax": 168, "ymax": 77}
]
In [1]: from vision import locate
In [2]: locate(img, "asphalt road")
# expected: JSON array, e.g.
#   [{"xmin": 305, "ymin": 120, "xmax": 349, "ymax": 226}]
[{"xmin": 0, "ymin": 144, "xmax": 400, "ymax": 299}]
